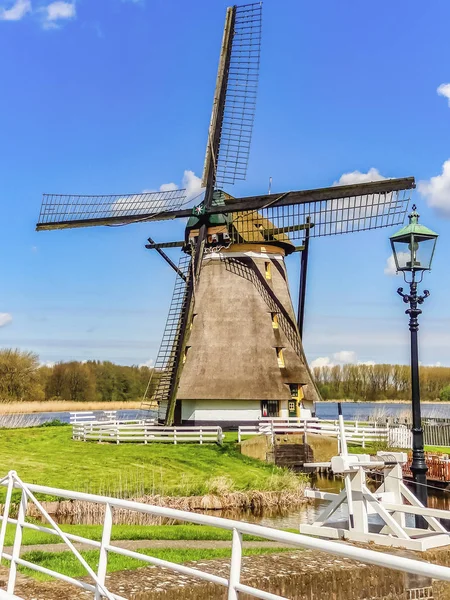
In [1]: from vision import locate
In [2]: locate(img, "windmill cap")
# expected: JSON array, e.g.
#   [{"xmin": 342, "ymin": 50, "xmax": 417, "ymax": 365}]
[{"xmin": 390, "ymin": 204, "xmax": 438, "ymax": 240}]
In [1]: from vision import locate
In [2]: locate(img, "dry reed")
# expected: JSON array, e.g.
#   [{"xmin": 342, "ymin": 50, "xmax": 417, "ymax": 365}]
[
  {"xmin": 0, "ymin": 414, "xmax": 41, "ymax": 428},
  {"xmin": 0, "ymin": 400, "xmax": 142, "ymax": 415},
  {"xmin": 28, "ymin": 486, "xmax": 308, "ymax": 526}
]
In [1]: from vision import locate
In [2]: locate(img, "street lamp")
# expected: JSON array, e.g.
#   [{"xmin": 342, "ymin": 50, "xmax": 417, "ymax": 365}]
[{"xmin": 390, "ymin": 204, "xmax": 438, "ymax": 526}]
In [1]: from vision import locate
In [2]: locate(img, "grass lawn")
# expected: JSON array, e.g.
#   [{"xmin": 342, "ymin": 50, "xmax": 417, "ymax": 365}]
[
  {"xmin": 0, "ymin": 427, "xmax": 295, "ymax": 498},
  {"xmin": 18, "ymin": 546, "xmax": 289, "ymax": 581},
  {"xmin": 348, "ymin": 443, "xmax": 450, "ymax": 455},
  {"xmin": 3, "ymin": 524, "xmax": 296, "ymax": 547},
  {"xmin": 424, "ymin": 446, "xmax": 450, "ymax": 454}
]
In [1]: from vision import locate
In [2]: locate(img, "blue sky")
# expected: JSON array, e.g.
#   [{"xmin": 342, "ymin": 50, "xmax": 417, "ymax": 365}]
[{"xmin": 1, "ymin": 0, "xmax": 450, "ymax": 368}]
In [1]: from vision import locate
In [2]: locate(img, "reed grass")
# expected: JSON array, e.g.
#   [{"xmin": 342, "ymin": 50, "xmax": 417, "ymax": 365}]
[
  {"xmin": 0, "ymin": 414, "xmax": 41, "ymax": 428},
  {"xmin": 0, "ymin": 400, "xmax": 141, "ymax": 414}
]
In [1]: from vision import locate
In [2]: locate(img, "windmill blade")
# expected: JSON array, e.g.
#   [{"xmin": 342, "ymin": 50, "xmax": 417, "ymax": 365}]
[
  {"xmin": 36, "ymin": 189, "xmax": 187, "ymax": 231},
  {"xmin": 223, "ymin": 178, "xmax": 415, "ymax": 242},
  {"xmin": 147, "ymin": 253, "xmax": 195, "ymax": 425},
  {"xmin": 202, "ymin": 2, "xmax": 262, "ymax": 190}
]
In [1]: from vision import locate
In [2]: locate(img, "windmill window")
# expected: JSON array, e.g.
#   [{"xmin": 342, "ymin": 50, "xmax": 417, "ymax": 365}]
[
  {"xmin": 271, "ymin": 312, "xmax": 279, "ymax": 329},
  {"xmin": 261, "ymin": 400, "xmax": 279, "ymax": 418},
  {"xmin": 265, "ymin": 261, "xmax": 272, "ymax": 280},
  {"xmin": 183, "ymin": 346, "xmax": 190, "ymax": 364},
  {"xmin": 276, "ymin": 347, "xmax": 285, "ymax": 368}
]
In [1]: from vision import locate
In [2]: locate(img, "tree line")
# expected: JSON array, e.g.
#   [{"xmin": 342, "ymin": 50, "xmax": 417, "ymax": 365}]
[
  {"xmin": 313, "ymin": 363, "xmax": 450, "ymax": 402},
  {"xmin": 0, "ymin": 349, "xmax": 156, "ymax": 403}
]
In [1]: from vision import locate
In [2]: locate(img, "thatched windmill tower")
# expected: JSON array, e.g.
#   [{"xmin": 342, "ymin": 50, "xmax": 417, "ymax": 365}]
[
  {"xmin": 36, "ymin": 3, "xmax": 415, "ymax": 427},
  {"xmin": 174, "ymin": 191, "xmax": 318, "ymax": 426}
]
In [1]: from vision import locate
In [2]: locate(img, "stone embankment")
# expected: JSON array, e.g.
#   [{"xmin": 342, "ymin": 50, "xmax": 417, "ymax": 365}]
[{"xmin": 11, "ymin": 546, "xmax": 450, "ymax": 600}]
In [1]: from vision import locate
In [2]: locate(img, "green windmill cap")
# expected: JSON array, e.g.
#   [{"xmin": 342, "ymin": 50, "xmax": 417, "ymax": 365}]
[
  {"xmin": 186, "ymin": 190, "xmax": 230, "ymax": 230},
  {"xmin": 390, "ymin": 204, "xmax": 439, "ymax": 240}
]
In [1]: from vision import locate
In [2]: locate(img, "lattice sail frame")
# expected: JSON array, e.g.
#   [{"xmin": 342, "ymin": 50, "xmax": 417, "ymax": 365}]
[
  {"xmin": 37, "ymin": 189, "xmax": 187, "ymax": 229},
  {"xmin": 228, "ymin": 189, "xmax": 412, "ymax": 243},
  {"xmin": 202, "ymin": 2, "xmax": 262, "ymax": 190}
]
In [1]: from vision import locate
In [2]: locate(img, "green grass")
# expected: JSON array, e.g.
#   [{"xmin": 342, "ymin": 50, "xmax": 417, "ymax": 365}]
[
  {"xmin": 0, "ymin": 427, "xmax": 296, "ymax": 499},
  {"xmin": 348, "ymin": 443, "xmax": 450, "ymax": 455},
  {"xmin": 18, "ymin": 547, "xmax": 289, "ymax": 581},
  {"xmin": 3, "ymin": 523, "xmax": 298, "ymax": 547},
  {"xmin": 424, "ymin": 446, "xmax": 450, "ymax": 454}
]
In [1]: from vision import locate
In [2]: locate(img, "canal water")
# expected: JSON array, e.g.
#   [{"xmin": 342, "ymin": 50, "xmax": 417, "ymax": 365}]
[{"xmin": 4, "ymin": 401, "xmax": 450, "ymax": 428}]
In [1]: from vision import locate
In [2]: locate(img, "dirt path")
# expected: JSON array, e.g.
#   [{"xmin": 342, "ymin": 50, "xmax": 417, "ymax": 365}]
[{"xmin": 5, "ymin": 539, "xmax": 295, "ymax": 555}]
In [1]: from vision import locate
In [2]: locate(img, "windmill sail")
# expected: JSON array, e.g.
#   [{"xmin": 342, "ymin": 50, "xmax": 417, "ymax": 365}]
[
  {"xmin": 202, "ymin": 2, "xmax": 262, "ymax": 190},
  {"xmin": 221, "ymin": 179, "xmax": 415, "ymax": 242},
  {"xmin": 144, "ymin": 254, "xmax": 193, "ymax": 422},
  {"xmin": 36, "ymin": 189, "xmax": 187, "ymax": 230}
]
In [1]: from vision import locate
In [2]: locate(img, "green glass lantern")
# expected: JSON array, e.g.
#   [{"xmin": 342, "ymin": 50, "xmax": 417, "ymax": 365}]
[{"xmin": 389, "ymin": 205, "xmax": 438, "ymax": 273}]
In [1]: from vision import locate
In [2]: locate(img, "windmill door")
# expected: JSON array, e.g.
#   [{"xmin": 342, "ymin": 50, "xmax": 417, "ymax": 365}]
[{"xmin": 288, "ymin": 384, "xmax": 301, "ymax": 418}]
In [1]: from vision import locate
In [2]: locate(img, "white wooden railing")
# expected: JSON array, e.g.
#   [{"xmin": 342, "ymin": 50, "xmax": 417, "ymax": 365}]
[
  {"xmin": 72, "ymin": 421, "xmax": 224, "ymax": 445},
  {"xmin": 69, "ymin": 411, "xmax": 118, "ymax": 424},
  {"xmin": 238, "ymin": 418, "xmax": 411, "ymax": 449},
  {"xmin": 1, "ymin": 471, "xmax": 450, "ymax": 599}
]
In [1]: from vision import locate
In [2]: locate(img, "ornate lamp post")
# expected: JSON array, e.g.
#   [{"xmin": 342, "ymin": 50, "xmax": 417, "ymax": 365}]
[{"xmin": 390, "ymin": 205, "xmax": 438, "ymax": 526}]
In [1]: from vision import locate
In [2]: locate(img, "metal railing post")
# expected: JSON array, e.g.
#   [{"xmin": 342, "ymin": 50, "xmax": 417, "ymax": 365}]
[
  {"xmin": 95, "ymin": 502, "xmax": 113, "ymax": 600},
  {"xmin": 0, "ymin": 473, "xmax": 14, "ymax": 563},
  {"xmin": 228, "ymin": 528, "xmax": 242, "ymax": 600},
  {"xmin": 7, "ymin": 488, "xmax": 28, "ymax": 595}
]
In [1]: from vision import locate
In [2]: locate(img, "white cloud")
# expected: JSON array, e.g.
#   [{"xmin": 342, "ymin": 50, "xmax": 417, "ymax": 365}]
[
  {"xmin": 311, "ymin": 356, "xmax": 332, "ymax": 369},
  {"xmin": 182, "ymin": 170, "xmax": 203, "ymax": 201},
  {"xmin": 333, "ymin": 167, "xmax": 386, "ymax": 187},
  {"xmin": 159, "ymin": 182, "xmax": 178, "ymax": 192},
  {"xmin": 40, "ymin": 360, "xmax": 55, "ymax": 368},
  {"xmin": 0, "ymin": 313, "xmax": 12, "ymax": 327},
  {"xmin": 384, "ymin": 254, "xmax": 397, "ymax": 276},
  {"xmin": 139, "ymin": 358, "xmax": 154, "ymax": 368},
  {"xmin": 311, "ymin": 350, "xmax": 375, "ymax": 369},
  {"xmin": 113, "ymin": 170, "xmax": 203, "ymax": 217},
  {"xmin": 333, "ymin": 350, "xmax": 357, "ymax": 364},
  {"xmin": 418, "ymin": 159, "xmax": 450, "ymax": 217},
  {"xmin": 437, "ymin": 83, "xmax": 450, "ymax": 107},
  {"xmin": 0, "ymin": 0, "xmax": 31, "ymax": 21},
  {"xmin": 42, "ymin": 1, "xmax": 75, "ymax": 27}
]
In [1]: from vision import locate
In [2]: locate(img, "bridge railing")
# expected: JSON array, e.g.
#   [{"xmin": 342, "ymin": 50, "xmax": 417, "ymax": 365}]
[
  {"xmin": 238, "ymin": 419, "xmax": 411, "ymax": 449},
  {"xmin": 1, "ymin": 471, "xmax": 450, "ymax": 599}
]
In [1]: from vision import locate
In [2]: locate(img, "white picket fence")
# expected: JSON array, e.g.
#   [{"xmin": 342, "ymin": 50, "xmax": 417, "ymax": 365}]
[
  {"xmin": 69, "ymin": 411, "xmax": 118, "ymax": 424},
  {"xmin": 72, "ymin": 421, "xmax": 224, "ymax": 445},
  {"xmin": 238, "ymin": 418, "xmax": 411, "ymax": 449}
]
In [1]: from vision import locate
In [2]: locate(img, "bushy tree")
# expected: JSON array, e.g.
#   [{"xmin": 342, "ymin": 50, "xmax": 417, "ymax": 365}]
[{"xmin": 0, "ymin": 349, "xmax": 43, "ymax": 402}]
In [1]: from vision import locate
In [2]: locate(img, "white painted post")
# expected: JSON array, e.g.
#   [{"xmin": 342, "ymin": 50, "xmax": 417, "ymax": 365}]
[
  {"xmin": 0, "ymin": 474, "xmax": 14, "ymax": 563},
  {"xmin": 238, "ymin": 428, "xmax": 241, "ymax": 444},
  {"xmin": 200, "ymin": 428, "xmax": 203, "ymax": 445},
  {"xmin": 228, "ymin": 528, "xmax": 243, "ymax": 600},
  {"xmin": 174, "ymin": 429, "xmax": 177, "ymax": 445},
  {"xmin": 95, "ymin": 502, "xmax": 113, "ymax": 600},
  {"xmin": 362, "ymin": 430, "xmax": 365, "ymax": 449},
  {"xmin": 7, "ymin": 489, "xmax": 28, "ymax": 595}
]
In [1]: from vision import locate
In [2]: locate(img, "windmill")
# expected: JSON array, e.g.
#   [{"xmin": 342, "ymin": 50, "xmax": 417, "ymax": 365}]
[{"xmin": 36, "ymin": 3, "xmax": 415, "ymax": 427}]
